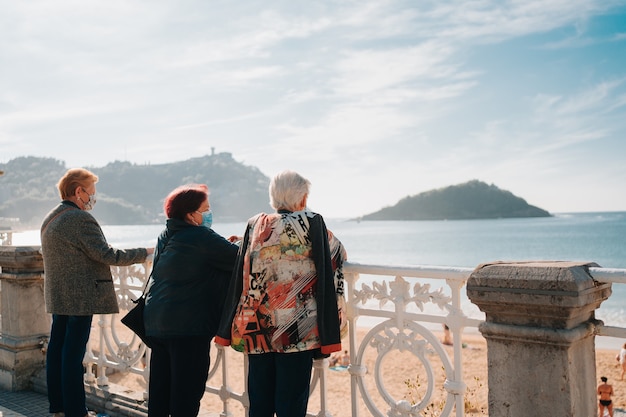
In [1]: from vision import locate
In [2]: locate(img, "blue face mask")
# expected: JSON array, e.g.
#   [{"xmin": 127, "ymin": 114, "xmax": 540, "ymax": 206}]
[{"xmin": 199, "ymin": 210, "xmax": 213, "ymax": 229}]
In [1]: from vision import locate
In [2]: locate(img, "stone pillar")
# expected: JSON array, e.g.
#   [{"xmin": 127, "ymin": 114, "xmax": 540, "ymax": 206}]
[
  {"xmin": 0, "ymin": 246, "xmax": 49, "ymax": 390},
  {"xmin": 467, "ymin": 261, "xmax": 611, "ymax": 417}
]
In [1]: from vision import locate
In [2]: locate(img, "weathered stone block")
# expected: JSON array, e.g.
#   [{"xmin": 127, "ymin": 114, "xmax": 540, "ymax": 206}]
[{"xmin": 467, "ymin": 261, "xmax": 611, "ymax": 417}]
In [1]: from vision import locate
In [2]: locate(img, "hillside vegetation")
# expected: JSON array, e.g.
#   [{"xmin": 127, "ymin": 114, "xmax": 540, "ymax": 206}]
[
  {"xmin": 361, "ymin": 180, "xmax": 551, "ymax": 220},
  {"xmin": 0, "ymin": 154, "xmax": 272, "ymax": 227},
  {"xmin": 1, "ymin": 157, "xmax": 550, "ymax": 227}
]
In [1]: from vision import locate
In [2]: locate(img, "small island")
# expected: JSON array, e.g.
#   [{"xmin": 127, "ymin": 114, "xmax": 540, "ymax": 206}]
[{"xmin": 360, "ymin": 180, "xmax": 551, "ymax": 221}]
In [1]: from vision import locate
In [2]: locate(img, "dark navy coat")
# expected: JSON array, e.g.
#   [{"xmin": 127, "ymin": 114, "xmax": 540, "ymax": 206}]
[{"xmin": 144, "ymin": 218, "xmax": 239, "ymax": 338}]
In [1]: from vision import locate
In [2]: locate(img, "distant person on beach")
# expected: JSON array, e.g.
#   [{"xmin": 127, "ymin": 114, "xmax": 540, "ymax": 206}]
[
  {"xmin": 216, "ymin": 170, "xmax": 347, "ymax": 417},
  {"xmin": 597, "ymin": 376, "xmax": 614, "ymax": 417},
  {"xmin": 143, "ymin": 184, "xmax": 240, "ymax": 417},
  {"xmin": 41, "ymin": 168, "xmax": 154, "ymax": 417},
  {"xmin": 442, "ymin": 324, "xmax": 453, "ymax": 346},
  {"xmin": 329, "ymin": 350, "xmax": 350, "ymax": 368},
  {"xmin": 339, "ymin": 350, "xmax": 350, "ymax": 366},
  {"xmin": 617, "ymin": 342, "xmax": 626, "ymax": 381}
]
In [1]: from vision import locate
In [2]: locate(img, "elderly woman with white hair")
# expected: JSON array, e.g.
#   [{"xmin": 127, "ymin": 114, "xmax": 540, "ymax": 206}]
[{"xmin": 216, "ymin": 170, "xmax": 347, "ymax": 417}]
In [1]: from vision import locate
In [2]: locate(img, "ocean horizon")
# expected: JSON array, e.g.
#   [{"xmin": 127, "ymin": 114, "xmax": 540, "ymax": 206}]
[{"xmin": 9, "ymin": 211, "xmax": 626, "ymax": 350}]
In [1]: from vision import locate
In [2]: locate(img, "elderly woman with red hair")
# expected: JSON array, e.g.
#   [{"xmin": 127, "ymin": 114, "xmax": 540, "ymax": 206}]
[{"xmin": 144, "ymin": 183, "xmax": 240, "ymax": 417}]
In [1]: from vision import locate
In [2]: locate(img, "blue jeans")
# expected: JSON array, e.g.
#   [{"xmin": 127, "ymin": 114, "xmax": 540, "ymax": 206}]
[
  {"xmin": 147, "ymin": 336, "xmax": 211, "ymax": 417},
  {"xmin": 47, "ymin": 314, "xmax": 92, "ymax": 417},
  {"xmin": 247, "ymin": 350, "xmax": 315, "ymax": 417}
]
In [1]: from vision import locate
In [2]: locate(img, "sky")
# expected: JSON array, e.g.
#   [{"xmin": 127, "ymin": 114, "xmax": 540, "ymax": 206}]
[{"xmin": 1, "ymin": 0, "xmax": 626, "ymax": 219}]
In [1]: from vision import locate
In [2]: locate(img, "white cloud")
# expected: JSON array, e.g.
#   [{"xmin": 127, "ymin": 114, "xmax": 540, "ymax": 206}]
[{"xmin": 2, "ymin": 0, "xmax": 626, "ymax": 217}]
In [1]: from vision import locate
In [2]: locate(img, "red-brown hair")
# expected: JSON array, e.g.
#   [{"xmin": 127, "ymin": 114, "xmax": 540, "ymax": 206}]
[{"xmin": 163, "ymin": 184, "xmax": 209, "ymax": 220}]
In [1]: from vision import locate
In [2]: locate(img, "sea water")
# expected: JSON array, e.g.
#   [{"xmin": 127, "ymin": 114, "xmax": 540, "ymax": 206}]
[{"xmin": 10, "ymin": 211, "xmax": 626, "ymax": 346}]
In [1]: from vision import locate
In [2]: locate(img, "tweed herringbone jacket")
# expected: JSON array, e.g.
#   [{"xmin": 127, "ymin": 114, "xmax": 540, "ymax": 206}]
[{"xmin": 41, "ymin": 201, "xmax": 149, "ymax": 315}]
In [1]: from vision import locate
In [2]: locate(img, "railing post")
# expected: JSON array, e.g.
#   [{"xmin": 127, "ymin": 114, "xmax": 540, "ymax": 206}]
[
  {"xmin": 0, "ymin": 245, "xmax": 49, "ymax": 390},
  {"xmin": 467, "ymin": 261, "xmax": 611, "ymax": 417}
]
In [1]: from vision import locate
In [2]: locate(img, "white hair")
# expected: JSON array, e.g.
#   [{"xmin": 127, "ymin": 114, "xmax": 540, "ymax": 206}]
[{"xmin": 269, "ymin": 170, "xmax": 310, "ymax": 211}]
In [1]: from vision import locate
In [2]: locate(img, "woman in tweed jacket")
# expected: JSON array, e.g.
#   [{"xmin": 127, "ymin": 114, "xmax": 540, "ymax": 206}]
[{"xmin": 41, "ymin": 168, "xmax": 153, "ymax": 417}]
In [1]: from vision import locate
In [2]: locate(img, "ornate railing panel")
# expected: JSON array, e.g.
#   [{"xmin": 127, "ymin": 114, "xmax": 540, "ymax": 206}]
[
  {"xmin": 342, "ymin": 263, "xmax": 481, "ymax": 417},
  {"xmin": 88, "ymin": 261, "xmax": 481, "ymax": 416},
  {"xmin": 84, "ymin": 261, "xmax": 153, "ymax": 400}
]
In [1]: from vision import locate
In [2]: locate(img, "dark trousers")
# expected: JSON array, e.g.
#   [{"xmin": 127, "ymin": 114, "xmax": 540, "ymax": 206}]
[
  {"xmin": 147, "ymin": 336, "xmax": 211, "ymax": 417},
  {"xmin": 46, "ymin": 314, "xmax": 93, "ymax": 417},
  {"xmin": 247, "ymin": 350, "xmax": 315, "ymax": 417}
]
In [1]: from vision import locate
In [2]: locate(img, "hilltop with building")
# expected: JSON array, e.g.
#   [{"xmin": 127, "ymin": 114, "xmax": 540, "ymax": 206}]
[{"xmin": 0, "ymin": 154, "xmax": 272, "ymax": 227}]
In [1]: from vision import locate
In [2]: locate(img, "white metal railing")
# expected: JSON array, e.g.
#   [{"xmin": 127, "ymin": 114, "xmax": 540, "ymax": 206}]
[
  {"xmin": 0, "ymin": 230, "xmax": 13, "ymax": 246},
  {"xmin": 84, "ymin": 262, "xmax": 626, "ymax": 417},
  {"xmin": 589, "ymin": 267, "xmax": 626, "ymax": 340},
  {"xmin": 341, "ymin": 262, "xmax": 482, "ymax": 417},
  {"xmin": 0, "ymin": 218, "xmax": 20, "ymax": 246},
  {"xmin": 84, "ymin": 262, "xmax": 153, "ymax": 399}
]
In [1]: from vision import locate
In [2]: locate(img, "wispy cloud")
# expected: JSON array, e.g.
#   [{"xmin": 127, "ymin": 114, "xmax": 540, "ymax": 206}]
[
  {"xmin": 2, "ymin": 0, "xmax": 625, "ymax": 216},
  {"xmin": 174, "ymin": 111, "xmax": 270, "ymax": 130}
]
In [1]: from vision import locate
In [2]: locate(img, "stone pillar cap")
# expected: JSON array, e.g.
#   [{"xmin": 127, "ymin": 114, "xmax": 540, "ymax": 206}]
[
  {"xmin": 0, "ymin": 246, "xmax": 44, "ymax": 280},
  {"xmin": 467, "ymin": 260, "xmax": 611, "ymax": 329}
]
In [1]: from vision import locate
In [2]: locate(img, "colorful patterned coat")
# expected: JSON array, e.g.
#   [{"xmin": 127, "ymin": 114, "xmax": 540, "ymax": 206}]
[{"xmin": 216, "ymin": 210, "xmax": 346, "ymax": 356}]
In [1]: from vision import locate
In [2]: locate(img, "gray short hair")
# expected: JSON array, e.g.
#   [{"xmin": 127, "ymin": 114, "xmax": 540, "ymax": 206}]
[{"xmin": 269, "ymin": 170, "xmax": 311, "ymax": 211}]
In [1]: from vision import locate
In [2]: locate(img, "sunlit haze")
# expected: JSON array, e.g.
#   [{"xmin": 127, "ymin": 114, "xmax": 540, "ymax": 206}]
[{"xmin": 1, "ymin": 1, "xmax": 625, "ymax": 218}]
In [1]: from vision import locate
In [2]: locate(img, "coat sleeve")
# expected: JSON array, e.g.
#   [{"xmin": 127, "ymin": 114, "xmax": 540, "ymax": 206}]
[
  {"xmin": 78, "ymin": 211, "xmax": 148, "ymax": 265},
  {"xmin": 310, "ymin": 214, "xmax": 342, "ymax": 355},
  {"xmin": 214, "ymin": 220, "xmax": 253, "ymax": 347},
  {"xmin": 205, "ymin": 228, "xmax": 240, "ymax": 271}
]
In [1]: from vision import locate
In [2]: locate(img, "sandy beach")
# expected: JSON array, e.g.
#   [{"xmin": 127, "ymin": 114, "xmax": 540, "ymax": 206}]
[{"xmin": 109, "ymin": 328, "xmax": 626, "ymax": 416}]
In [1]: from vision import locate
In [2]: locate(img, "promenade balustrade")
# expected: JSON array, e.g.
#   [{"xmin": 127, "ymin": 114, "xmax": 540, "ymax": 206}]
[
  {"xmin": 0, "ymin": 227, "xmax": 16, "ymax": 246},
  {"xmin": 1, "ymin": 244, "xmax": 626, "ymax": 417}
]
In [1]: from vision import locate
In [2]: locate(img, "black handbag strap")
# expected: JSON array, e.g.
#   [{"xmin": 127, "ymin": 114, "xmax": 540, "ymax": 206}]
[
  {"xmin": 135, "ymin": 252, "xmax": 158, "ymax": 302},
  {"xmin": 41, "ymin": 206, "xmax": 76, "ymax": 236}
]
